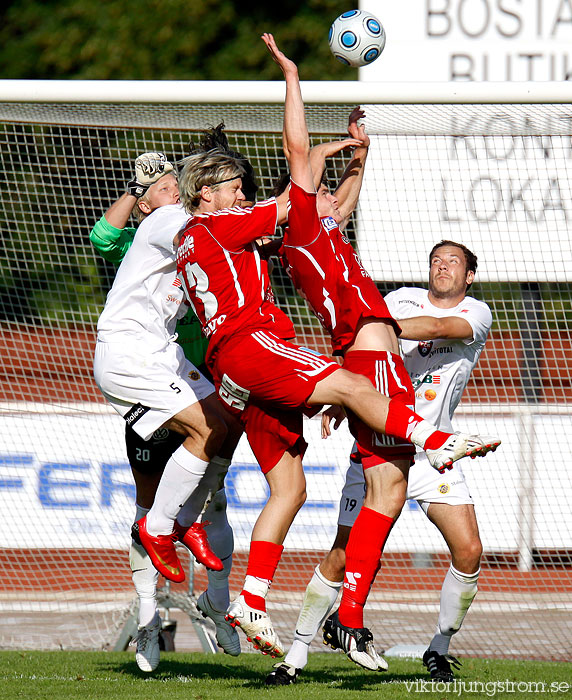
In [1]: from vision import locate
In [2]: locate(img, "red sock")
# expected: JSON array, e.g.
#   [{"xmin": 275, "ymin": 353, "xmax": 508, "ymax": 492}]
[
  {"xmin": 241, "ymin": 540, "xmax": 284, "ymax": 612},
  {"xmin": 338, "ymin": 507, "xmax": 394, "ymax": 628},
  {"xmin": 245, "ymin": 540, "xmax": 284, "ymax": 580},
  {"xmin": 384, "ymin": 399, "xmax": 450, "ymax": 450}
]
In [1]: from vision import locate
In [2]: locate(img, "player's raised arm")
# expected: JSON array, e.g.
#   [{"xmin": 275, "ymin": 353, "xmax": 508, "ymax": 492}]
[
  {"xmin": 309, "ymin": 137, "xmax": 363, "ymax": 190},
  {"xmin": 333, "ymin": 107, "xmax": 370, "ymax": 226},
  {"xmin": 90, "ymin": 152, "xmax": 167, "ymax": 262},
  {"xmin": 262, "ymin": 33, "xmax": 314, "ymax": 195}
]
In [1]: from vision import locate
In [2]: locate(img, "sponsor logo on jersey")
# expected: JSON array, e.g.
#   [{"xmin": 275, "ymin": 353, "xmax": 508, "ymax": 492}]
[
  {"xmin": 188, "ymin": 370, "xmax": 200, "ymax": 381},
  {"xmin": 424, "ymin": 389, "xmax": 437, "ymax": 401},
  {"xmin": 205, "ymin": 314, "xmax": 227, "ymax": 337},
  {"xmin": 428, "ymin": 346, "xmax": 453, "ymax": 358},
  {"xmin": 418, "ymin": 340, "xmax": 433, "ymax": 357},
  {"xmin": 416, "ymin": 374, "xmax": 441, "ymax": 386},
  {"xmin": 172, "ymin": 277, "xmax": 182, "ymax": 288},
  {"xmin": 321, "ymin": 216, "xmax": 338, "ymax": 231},
  {"xmin": 124, "ymin": 403, "xmax": 150, "ymax": 426},
  {"xmin": 438, "ymin": 483, "xmax": 450, "ymax": 494},
  {"xmin": 152, "ymin": 428, "xmax": 170, "ymax": 441},
  {"xmin": 177, "ymin": 235, "xmax": 194, "ymax": 259},
  {"xmin": 399, "ymin": 299, "xmax": 421, "ymax": 307}
]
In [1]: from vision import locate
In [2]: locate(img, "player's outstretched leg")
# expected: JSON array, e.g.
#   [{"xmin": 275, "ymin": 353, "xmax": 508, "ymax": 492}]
[
  {"xmin": 225, "ymin": 594, "xmax": 284, "ymax": 658},
  {"xmin": 425, "ymin": 433, "xmax": 501, "ymax": 473},
  {"xmin": 323, "ymin": 610, "xmax": 387, "ymax": 671}
]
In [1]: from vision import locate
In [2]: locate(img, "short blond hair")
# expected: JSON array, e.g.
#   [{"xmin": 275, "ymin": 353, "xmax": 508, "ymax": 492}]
[
  {"xmin": 132, "ymin": 193, "xmax": 150, "ymax": 223},
  {"xmin": 178, "ymin": 149, "xmax": 245, "ymax": 213},
  {"xmin": 131, "ymin": 172, "xmax": 175, "ymax": 223}
]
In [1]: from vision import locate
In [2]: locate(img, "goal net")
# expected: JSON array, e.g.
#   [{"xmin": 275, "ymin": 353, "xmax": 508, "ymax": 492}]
[{"xmin": 0, "ymin": 82, "xmax": 570, "ymax": 661}]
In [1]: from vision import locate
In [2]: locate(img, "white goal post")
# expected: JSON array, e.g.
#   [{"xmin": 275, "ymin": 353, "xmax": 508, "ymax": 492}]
[
  {"xmin": 0, "ymin": 80, "xmax": 570, "ymax": 661},
  {"xmin": 1, "ymin": 79, "xmax": 571, "ymax": 103}
]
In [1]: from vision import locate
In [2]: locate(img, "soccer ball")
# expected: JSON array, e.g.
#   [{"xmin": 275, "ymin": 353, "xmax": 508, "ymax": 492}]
[{"xmin": 328, "ymin": 10, "xmax": 386, "ymax": 68}]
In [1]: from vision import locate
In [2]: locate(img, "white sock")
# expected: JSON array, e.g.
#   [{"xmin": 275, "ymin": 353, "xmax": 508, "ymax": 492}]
[
  {"xmin": 130, "ymin": 537, "xmax": 159, "ymax": 627},
  {"xmin": 145, "ymin": 445, "xmax": 209, "ymax": 536},
  {"xmin": 177, "ymin": 456, "xmax": 230, "ymax": 527},
  {"xmin": 284, "ymin": 565, "xmax": 343, "ymax": 670},
  {"xmin": 204, "ymin": 489, "xmax": 234, "ymax": 611},
  {"xmin": 243, "ymin": 574, "xmax": 271, "ymax": 599},
  {"xmin": 429, "ymin": 564, "xmax": 480, "ymax": 655},
  {"xmin": 130, "ymin": 505, "xmax": 159, "ymax": 627},
  {"xmin": 410, "ymin": 419, "xmax": 442, "ymax": 450}
]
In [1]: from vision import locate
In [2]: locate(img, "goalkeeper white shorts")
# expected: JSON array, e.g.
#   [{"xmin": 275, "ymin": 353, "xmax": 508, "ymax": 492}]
[
  {"xmin": 94, "ymin": 338, "xmax": 214, "ymax": 441},
  {"xmin": 337, "ymin": 444, "xmax": 474, "ymax": 527}
]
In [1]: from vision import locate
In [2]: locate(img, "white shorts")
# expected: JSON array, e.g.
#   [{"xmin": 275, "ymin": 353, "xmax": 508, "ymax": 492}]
[
  {"xmin": 337, "ymin": 443, "xmax": 474, "ymax": 527},
  {"xmin": 94, "ymin": 339, "xmax": 214, "ymax": 440}
]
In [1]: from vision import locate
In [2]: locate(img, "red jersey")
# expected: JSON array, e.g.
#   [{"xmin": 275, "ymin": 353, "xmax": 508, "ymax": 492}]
[
  {"xmin": 176, "ymin": 199, "xmax": 294, "ymax": 366},
  {"xmin": 281, "ymin": 181, "xmax": 399, "ymax": 355}
]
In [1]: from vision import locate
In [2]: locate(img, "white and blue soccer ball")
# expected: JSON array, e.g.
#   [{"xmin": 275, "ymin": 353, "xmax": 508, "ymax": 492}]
[{"xmin": 328, "ymin": 10, "xmax": 386, "ymax": 68}]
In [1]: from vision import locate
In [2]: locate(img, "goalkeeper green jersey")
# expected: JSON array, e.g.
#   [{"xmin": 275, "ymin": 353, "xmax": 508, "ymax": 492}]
[{"xmin": 90, "ymin": 215, "xmax": 209, "ymax": 368}]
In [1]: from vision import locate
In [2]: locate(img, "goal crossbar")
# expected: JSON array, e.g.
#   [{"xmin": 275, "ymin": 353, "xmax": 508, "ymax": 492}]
[{"xmin": 1, "ymin": 79, "xmax": 572, "ymax": 104}]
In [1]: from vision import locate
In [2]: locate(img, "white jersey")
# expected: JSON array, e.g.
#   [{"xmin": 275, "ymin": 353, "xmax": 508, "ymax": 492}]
[
  {"xmin": 96, "ymin": 204, "xmax": 189, "ymax": 352},
  {"xmin": 338, "ymin": 285, "xmax": 492, "ymax": 523},
  {"xmin": 385, "ymin": 287, "xmax": 492, "ymax": 433}
]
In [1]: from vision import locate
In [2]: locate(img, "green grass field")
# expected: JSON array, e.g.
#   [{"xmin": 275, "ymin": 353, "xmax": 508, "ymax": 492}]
[{"xmin": 0, "ymin": 651, "xmax": 569, "ymax": 700}]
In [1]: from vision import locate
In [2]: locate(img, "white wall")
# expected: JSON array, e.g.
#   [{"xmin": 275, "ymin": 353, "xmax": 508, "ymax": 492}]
[
  {"xmin": 359, "ymin": 0, "xmax": 572, "ymax": 82},
  {"xmin": 1, "ymin": 405, "xmax": 570, "ymax": 559}
]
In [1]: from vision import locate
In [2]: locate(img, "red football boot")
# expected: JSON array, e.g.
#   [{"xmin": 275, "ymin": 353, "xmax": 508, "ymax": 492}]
[
  {"xmin": 173, "ymin": 521, "xmax": 223, "ymax": 571},
  {"xmin": 132, "ymin": 516, "xmax": 185, "ymax": 583}
]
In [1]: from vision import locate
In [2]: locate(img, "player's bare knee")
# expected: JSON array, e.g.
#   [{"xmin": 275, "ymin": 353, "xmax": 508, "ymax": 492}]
[
  {"xmin": 289, "ymin": 484, "xmax": 307, "ymax": 512},
  {"xmin": 452, "ymin": 537, "xmax": 482, "ymax": 573},
  {"xmin": 385, "ymin": 490, "xmax": 406, "ymax": 518},
  {"xmin": 280, "ymin": 484, "xmax": 306, "ymax": 517}
]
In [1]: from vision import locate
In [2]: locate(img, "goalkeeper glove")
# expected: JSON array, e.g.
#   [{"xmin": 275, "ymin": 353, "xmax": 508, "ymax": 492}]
[{"xmin": 126, "ymin": 152, "xmax": 174, "ymax": 198}]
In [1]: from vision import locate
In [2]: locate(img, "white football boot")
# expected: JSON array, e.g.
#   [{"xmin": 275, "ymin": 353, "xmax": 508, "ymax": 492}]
[
  {"xmin": 225, "ymin": 594, "xmax": 284, "ymax": 658},
  {"xmin": 425, "ymin": 432, "xmax": 501, "ymax": 473}
]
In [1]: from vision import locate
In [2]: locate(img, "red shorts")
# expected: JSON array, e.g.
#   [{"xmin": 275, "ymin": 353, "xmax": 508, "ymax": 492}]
[
  {"xmin": 343, "ymin": 350, "xmax": 416, "ymax": 469},
  {"xmin": 239, "ymin": 402, "xmax": 307, "ymax": 474},
  {"xmin": 213, "ymin": 330, "xmax": 339, "ymax": 472}
]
